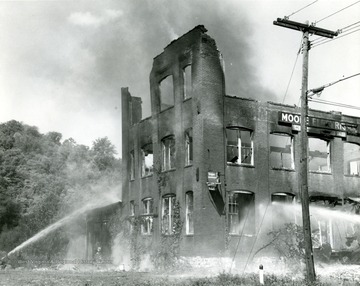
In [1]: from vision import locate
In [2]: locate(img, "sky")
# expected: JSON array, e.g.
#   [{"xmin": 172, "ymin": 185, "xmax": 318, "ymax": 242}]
[{"xmin": 0, "ymin": 0, "xmax": 359, "ymax": 157}]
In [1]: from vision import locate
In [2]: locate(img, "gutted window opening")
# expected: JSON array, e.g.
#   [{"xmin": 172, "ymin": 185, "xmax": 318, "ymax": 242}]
[
  {"xmin": 269, "ymin": 134, "xmax": 294, "ymax": 169},
  {"xmin": 185, "ymin": 191, "xmax": 194, "ymax": 235},
  {"xmin": 160, "ymin": 75, "xmax": 174, "ymax": 111},
  {"xmin": 130, "ymin": 150, "xmax": 135, "ymax": 180},
  {"xmin": 308, "ymin": 197, "xmax": 360, "ymax": 256},
  {"xmin": 228, "ymin": 191, "xmax": 255, "ymax": 235},
  {"xmin": 141, "ymin": 143, "xmax": 153, "ymax": 177},
  {"xmin": 141, "ymin": 198, "xmax": 154, "ymax": 235},
  {"xmin": 162, "ymin": 194, "xmax": 176, "ymax": 235},
  {"xmin": 86, "ymin": 204, "xmax": 118, "ymax": 261},
  {"xmin": 309, "ymin": 197, "xmax": 340, "ymax": 250},
  {"xmin": 130, "ymin": 200, "xmax": 135, "ymax": 216},
  {"xmin": 308, "ymin": 137, "xmax": 330, "ymax": 172},
  {"xmin": 226, "ymin": 128, "xmax": 253, "ymax": 165},
  {"xmin": 183, "ymin": 65, "xmax": 192, "ymax": 100},
  {"xmin": 271, "ymin": 193, "xmax": 295, "ymax": 229},
  {"xmin": 344, "ymin": 142, "xmax": 360, "ymax": 176},
  {"xmin": 162, "ymin": 135, "xmax": 176, "ymax": 171},
  {"xmin": 185, "ymin": 128, "xmax": 193, "ymax": 166},
  {"xmin": 129, "ymin": 200, "xmax": 135, "ymax": 233}
]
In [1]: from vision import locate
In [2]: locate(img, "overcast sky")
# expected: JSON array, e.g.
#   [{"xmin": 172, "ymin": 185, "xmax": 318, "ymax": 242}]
[{"xmin": 0, "ymin": 0, "xmax": 359, "ymax": 156}]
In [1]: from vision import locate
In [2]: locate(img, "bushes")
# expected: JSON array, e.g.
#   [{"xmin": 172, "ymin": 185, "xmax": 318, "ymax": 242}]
[
  {"xmin": 0, "ymin": 120, "xmax": 121, "ymax": 260},
  {"xmin": 151, "ymin": 201, "xmax": 183, "ymax": 271}
]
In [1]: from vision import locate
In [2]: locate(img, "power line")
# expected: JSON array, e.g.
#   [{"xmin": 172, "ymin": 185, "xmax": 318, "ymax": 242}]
[
  {"xmin": 311, "ymin": 27, "xmax": 360, "ymax": 48},
  {"xmin": 311, "ymin": 20, "xmax": 360, "ymax": 44},
  {"xmin": 308, "ymin": 72, "xmax": 360, "ymax": 96},
  {"xmin": 286, "ymin": 0, "xmax": 319, "ymax": 19},
  {"xmin": 282, "ymin": 37, "xmax": 303, "ymax": 103},
  {"xmin": 311, "ymin": 27, "xmax": 360, "ymax": 46},
  {"xmin": 340, "ymin": 20, "xmax": 360, "ymax": 32},
  {"xmin": 315, "ymin": 0, "xmax": 360, "ymax": 24},
  {"xmin": 309, "ymin": 98, "xmax": 360, "ymax": 111}
]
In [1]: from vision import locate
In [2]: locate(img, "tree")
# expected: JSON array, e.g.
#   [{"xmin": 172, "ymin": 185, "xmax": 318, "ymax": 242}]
[
  {"xmin": 0, "ymin": 120, "xmax": 121, "ymax": 261},
  {"xmin": 91, "ymin": 137, "xmax": 117, "ymax": 171}
]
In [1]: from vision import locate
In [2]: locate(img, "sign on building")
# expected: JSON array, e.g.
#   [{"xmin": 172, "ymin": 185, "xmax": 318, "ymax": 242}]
[{"xmin": 278, "ymin": 111, "xmax": 359, "ymax": 137}]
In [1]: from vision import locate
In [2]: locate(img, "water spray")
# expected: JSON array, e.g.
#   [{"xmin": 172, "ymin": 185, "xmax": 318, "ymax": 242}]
[{"xmin": 5, "ymin": 198, "xmax": 121, "ymax": 258}]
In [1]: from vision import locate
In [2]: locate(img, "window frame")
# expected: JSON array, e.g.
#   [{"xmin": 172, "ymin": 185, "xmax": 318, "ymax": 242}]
[
  {"xmin": 141, "ymin": 143, "xmax": 154, "ymax": 177},
  {"xmin": 308, "ymin": 137, "xmax": 331, "ymax": 173},
  {"xmin": 271, "ymin": 192, "xmax": 296, "ymax": 229},
  {"xmin": 129, "ymin": 200, "xmax": 135, "ymax": 216},
  {"xmin": 226, "ymin": 127, "xmax": 254, "ymax": 166},
  {"xmin": 129, "ymin": 200, "xmax": 135, "ymax": 233},
  {"xmin": 159, "ymin": 75, "xmax": 174, "ymax": 111},
  {"xmin": 269, "ymin": 133, "xmax": 295, "ymax": 170},
  {"xmin": 227, "ymin": 191, "xmax": 255, "ymax": 236},
  {"xmin": 185, "ymin": 191, "xmax": 194, "ymax": 235},
  {"xmin": 183, "ymin": 65, "xmax": 192, "ymax": 100},
  {"xmin": 130, "ymin": 150, "xmax": 135, "ymax": 180},
  {"xmin": 161, "ymin": 194, "xmax": 176, "ymax": 235},
  {"xmin": 141, "ymin": 198, "xmax": 154, "ymax": 235},
  {"xmin": 161, "ymin": 135, "xmax": 176, "ymax": 171},
  {"xmin": 185, "ymin": 128, "xmax": 193, "ymax": 166},
  {"xmin": 343, "ymin": 141, "xmax": 360, "ymax": 176}
]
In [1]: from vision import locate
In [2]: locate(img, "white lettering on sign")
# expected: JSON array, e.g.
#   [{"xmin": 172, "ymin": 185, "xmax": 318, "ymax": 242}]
[
  {"xmin": 334, "ymin": 121, "xmax": 346, "ymax": 131},
  {"xmin": 278, "ymin": 111, "xmax": 357, "ymax": 136},
  {"xmin": 280, "ymin": 112, "xmax": 301, "ymax": 124},
  {"xmin": 281, "ymin": 113, "xmax": 288, "ymax": 122},
  {"xmin": 292, "ymin": 125, "xmax": 301, "ymax": 131}
]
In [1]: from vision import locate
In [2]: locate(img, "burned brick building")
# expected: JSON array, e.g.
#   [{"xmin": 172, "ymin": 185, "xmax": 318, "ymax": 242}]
[{"xmin": 121, "ymin": 25, "xmax": 360, "ymax": 260}]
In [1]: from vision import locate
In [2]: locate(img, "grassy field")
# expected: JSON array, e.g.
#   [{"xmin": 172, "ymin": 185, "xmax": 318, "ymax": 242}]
[{"xmin": 1, "ymin": 268, "xmax": 360, "ymax": 286}]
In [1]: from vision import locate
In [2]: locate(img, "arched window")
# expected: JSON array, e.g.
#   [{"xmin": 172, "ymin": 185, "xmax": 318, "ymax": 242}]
[
  {"xmin": 141, "ymin": 198, "xmax": 154, "ymax": 235},
  {"xmin": 160, "ymin": 75, "xmax": 174, "ymax": 111},
  {"xmin": 130, "ymin": 150, "xmax": 135, "ymax": 180},
  {"xmin": 162, "ymin": 194, "xmax": 176, "ymax": 235},
  {"xmin": 185, "ymin": 191, "xmax": 194, "ymax": 235},
  {"xmin": 141, "ymin": 143, "xmax": 153, "ymax": 177},
  {"xmin": 183, "ymin": 65, "xmax": 192, "ymax": 100},
  {"xmin": 185, "ymin": 129, "xmax": 193, "ymax": 166},
  {"xmin": 271, "ymin": 193, "xmax": 295, "ymax": 229},
  {"xmin": 162, "ymin": 135, "xmax": 176, "ymax": 171},
  {"xmin": 129, "ymin": 200, "xmax": 135, "ymax": 233},
  {"xmin": 228, "ymin": 191, "xmax": 255, "ymax": 235}
]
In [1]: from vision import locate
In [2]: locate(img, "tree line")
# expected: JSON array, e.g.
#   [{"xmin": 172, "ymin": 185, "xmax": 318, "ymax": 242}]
[{"xmin": 0, "ymin": 120, "xmax": 121, "ymax": 260}]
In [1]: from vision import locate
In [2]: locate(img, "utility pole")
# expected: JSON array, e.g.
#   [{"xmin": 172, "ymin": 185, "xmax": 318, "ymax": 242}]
[{"xmin": 273, "ymin": 18, "xmax": 338, "ymax": 282}]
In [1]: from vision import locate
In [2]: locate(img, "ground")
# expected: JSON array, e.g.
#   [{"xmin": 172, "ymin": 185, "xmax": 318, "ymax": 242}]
[{"xmin": 1, "ymin": 264, "xmax": 360, "ymax": 285}]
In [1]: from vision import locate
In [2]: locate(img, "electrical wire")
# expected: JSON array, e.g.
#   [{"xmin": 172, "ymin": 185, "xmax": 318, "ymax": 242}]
[
  {"xmin": 308, "ymin": 72, "xmax": 360, "ymax": 95},
  {"xmin": 286, "ymin": 0, "xmax": 319, "ymax": 19},
  {"xmin": 311, "ymin": 20, "xmax": 360, "ymax": 44},
  {"xmin": 282, "ymin": 37, "xmax": 303, "ymax": 104},
  {"xmin": 311, "ymin": 27, "xmax": 355, "ymax": 46},
  {"xmin": 340, "ymin": 20, "xmax": 360, "ymax": 32},
  {"xmin": 315, "ymin": 0, "xmax": 360, "ymax": 24},
  {"xmin": 309, "ymin": 98, "xmax": 360, "ymax": 111},
  {"xmin": 311, "ymin": 21, "xmax": 360, "ymax": 45},
  {"xmin": 311, "ymin": 27, "xmax": 360, "ymax": 48}
]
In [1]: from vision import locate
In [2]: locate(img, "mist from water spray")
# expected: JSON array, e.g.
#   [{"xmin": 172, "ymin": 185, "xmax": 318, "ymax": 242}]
[
  {"xmin": 6, "ymin": 192, "xmax": 121, "ymax": 257},
  {"xmin": 235, "ymin": 200, "xmax": 360, "ymax": 276},
  {"xmin": 272, "ymin": 201, "xmax": 360, "ymax": 225}
]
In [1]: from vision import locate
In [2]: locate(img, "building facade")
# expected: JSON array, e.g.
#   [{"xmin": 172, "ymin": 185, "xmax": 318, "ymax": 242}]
[{"xmin": 121, "ymin": 25, "xmax": 360, "ymax": 260}]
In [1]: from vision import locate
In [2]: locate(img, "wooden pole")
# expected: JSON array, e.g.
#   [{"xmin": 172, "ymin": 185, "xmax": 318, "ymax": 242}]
[
  {"xmin": 299, "ymin": 28, "xmax": 316, "ymax": 282},
  {"xmin": 273, "ymin": 18, "xmax": 337, "ymax": 282}
]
